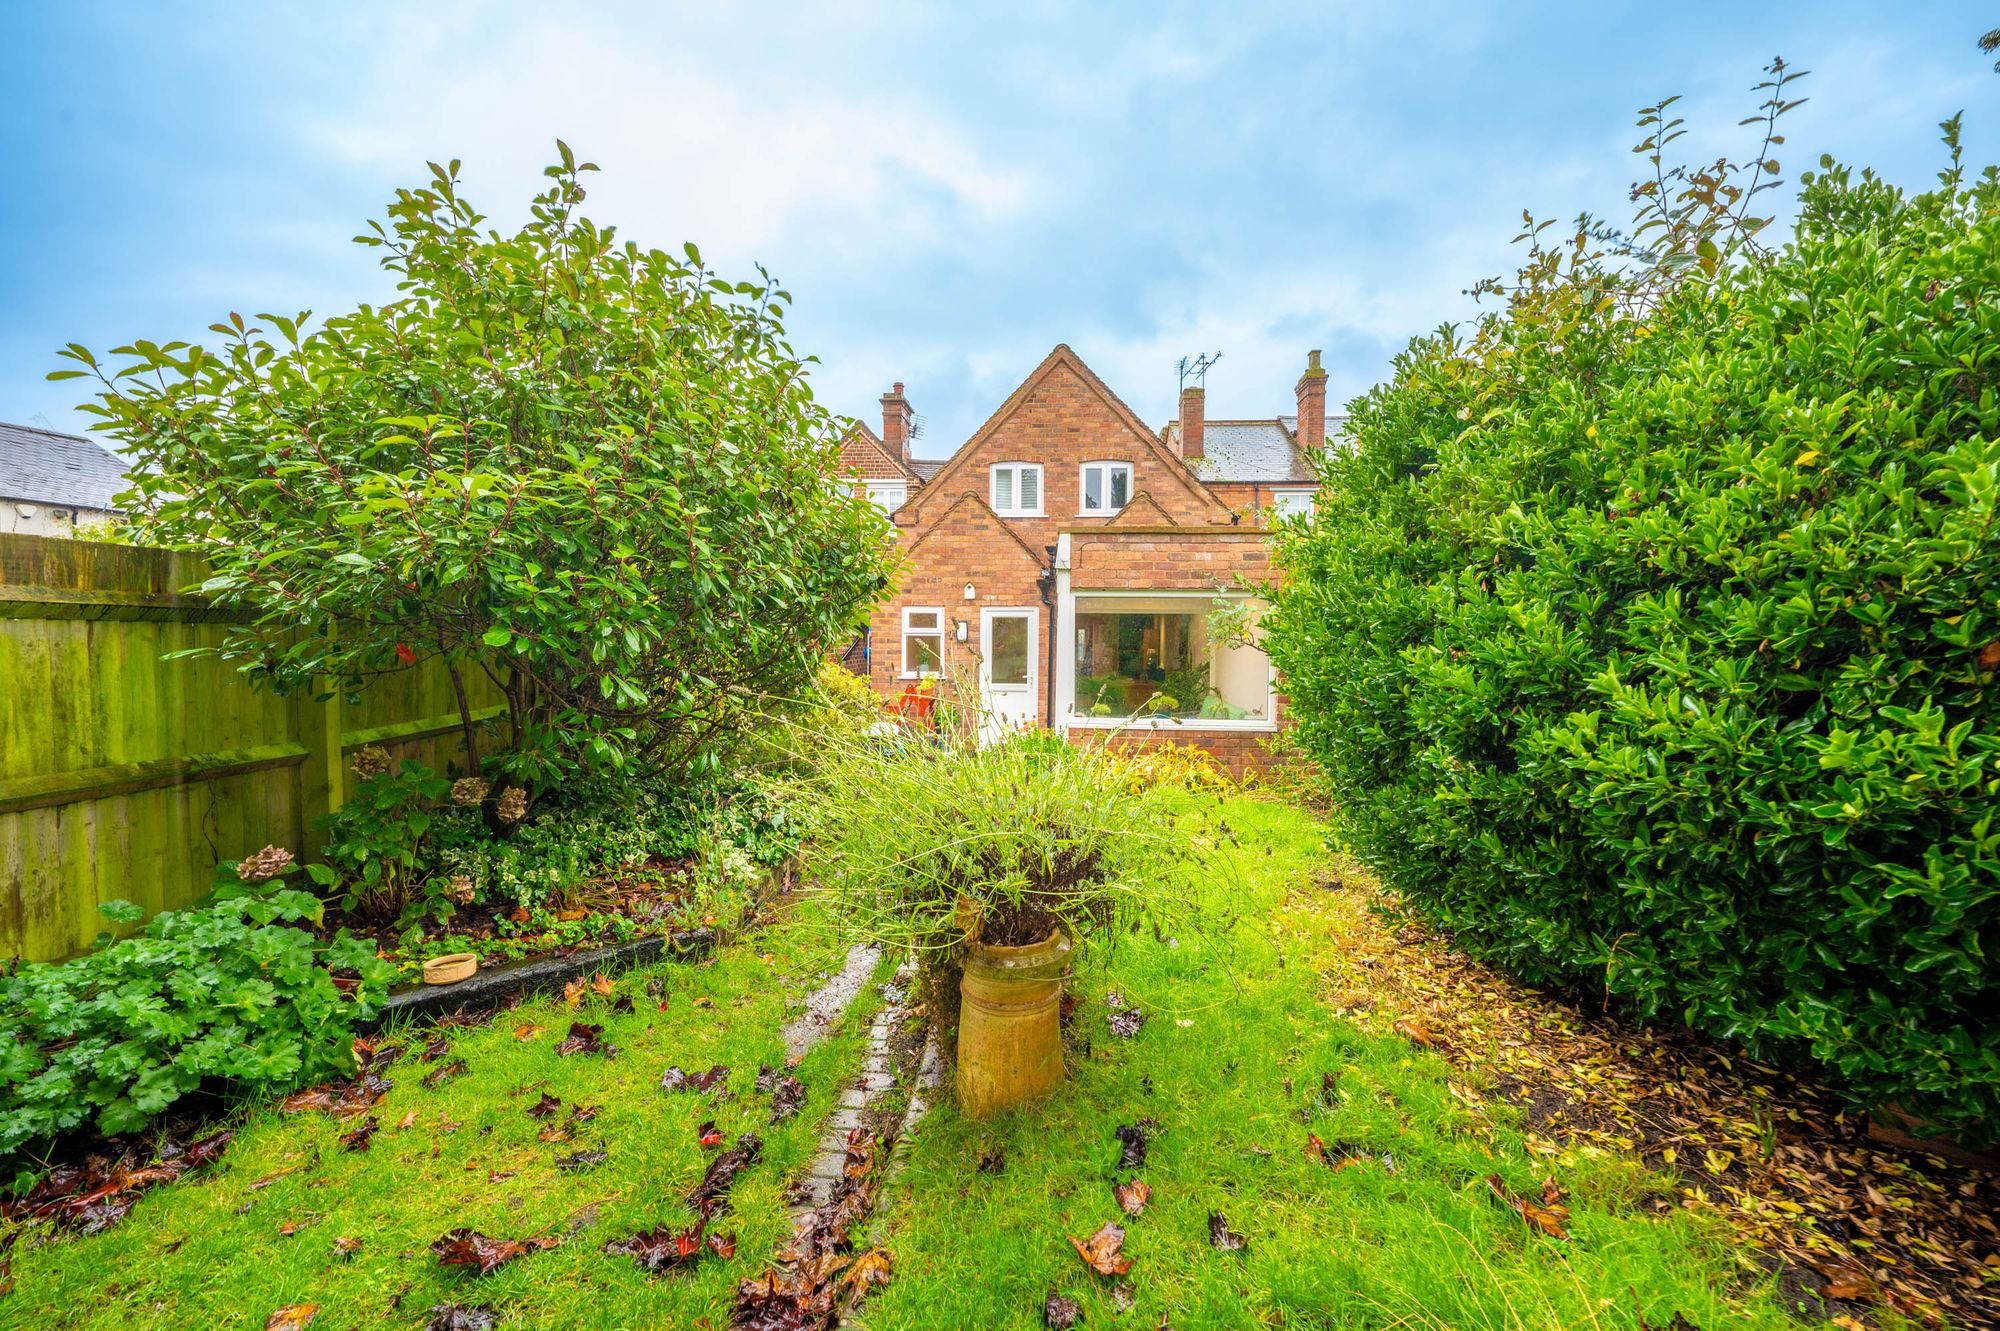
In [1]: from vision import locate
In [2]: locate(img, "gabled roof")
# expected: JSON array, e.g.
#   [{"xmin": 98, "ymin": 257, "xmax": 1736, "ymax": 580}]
[
  {"xmin": 1106, "ymin": 491, "xmax": 1179, "ymax": 527},
  {"xmin": 909, "ymin": 459, "xmax": 947, "ymax": 481},
  {"xmin": 837, "ymin": 420, "xmax": 921, "ymax": 484},
  {"xmin": 0, "ymin": 421, "xmax": 130, "ymax": 511},
  {"xmin": 903, "ymin": 490, "xmax": 1046, "ymax": 568},
  {"xmin": 910, "ymin": 344, "xmax": 1232, "ymax": 524}
]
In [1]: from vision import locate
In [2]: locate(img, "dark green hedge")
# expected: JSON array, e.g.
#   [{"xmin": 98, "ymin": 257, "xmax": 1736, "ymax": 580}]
[{"xmin": 1268, "ymin": 152, "xmax": 2000, "ymax": 1141}]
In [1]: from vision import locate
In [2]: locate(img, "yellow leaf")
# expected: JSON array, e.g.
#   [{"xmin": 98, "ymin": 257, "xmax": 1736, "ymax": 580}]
[
  {"xmin": 1794, "ymin": 449, "xmax": 1820, "ymax": 466},
  {"xmin": 1586, "ymin": 424, "xmax": 1599, "ymax": 440}
]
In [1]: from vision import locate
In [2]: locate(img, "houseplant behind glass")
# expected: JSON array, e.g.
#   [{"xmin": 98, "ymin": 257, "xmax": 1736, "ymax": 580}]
[{"xmin": 789, "ymin": 711, "xmax": 1205, "ymax": 1116}]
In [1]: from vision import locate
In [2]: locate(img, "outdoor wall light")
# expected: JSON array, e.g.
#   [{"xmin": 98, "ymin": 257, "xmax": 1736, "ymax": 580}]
[
  {"xmin": 954, "ymin": 619, "xmax": 970, "ymax": 642},
  {"xmin": 963, "ymin": 582, "xmax": 976, "ymax": 600}
]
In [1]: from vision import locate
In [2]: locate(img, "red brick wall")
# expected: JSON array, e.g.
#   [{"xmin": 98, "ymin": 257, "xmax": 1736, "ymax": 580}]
[
  {"xmin": 867, "ymin": 497, "xmax": 1050, "ymax": 716},
  {"xmin": 1068, "ymin": 528, "xmax": 1273, "ymax": 590}
]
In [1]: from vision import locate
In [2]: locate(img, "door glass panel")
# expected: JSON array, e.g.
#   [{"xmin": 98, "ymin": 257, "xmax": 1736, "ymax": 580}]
[{"xmin": 989, "ymin": 615, "xmax": 1029, "ymax": 685}]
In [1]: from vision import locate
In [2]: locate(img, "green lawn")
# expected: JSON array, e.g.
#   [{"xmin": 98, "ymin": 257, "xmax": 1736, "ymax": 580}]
[
  {"xmin": 3, "ymin": 794, "xmax": 1826, "ymax": 1330},
  {"xmin": 0, "ymin": 906, "xmax": 883, "ymax": 1331},
  {"xmin": 864, "ymin": 794, "xmax": 1818, "ymax": 1331}
]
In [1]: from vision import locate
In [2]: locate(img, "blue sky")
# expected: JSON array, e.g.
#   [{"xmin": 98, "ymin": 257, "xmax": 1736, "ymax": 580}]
[{"xmin": 3, "ymin": 3, "xmax": 1995, "ymax": 458}]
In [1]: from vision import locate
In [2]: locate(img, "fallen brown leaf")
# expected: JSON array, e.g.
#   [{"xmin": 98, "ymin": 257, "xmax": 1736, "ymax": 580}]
[{"xmin": 1069, "ymin": 1220, "xmax": 1133, "ymax": 1276}]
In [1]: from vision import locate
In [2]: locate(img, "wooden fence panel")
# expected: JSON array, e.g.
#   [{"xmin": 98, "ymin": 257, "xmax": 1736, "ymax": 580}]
[{"xmin": 0, "ymin": 532, "xmax": 497, "ymax": 961}]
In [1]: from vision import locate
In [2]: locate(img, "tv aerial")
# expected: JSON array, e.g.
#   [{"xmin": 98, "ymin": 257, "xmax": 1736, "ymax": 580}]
[{"xmin": 1176, "ymin": 352, "xmax": 1222, "ymax": 390}]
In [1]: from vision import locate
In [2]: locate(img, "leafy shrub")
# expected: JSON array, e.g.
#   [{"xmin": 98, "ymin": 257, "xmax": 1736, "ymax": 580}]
[
  {"xmin": 0, "ymin": 895, "xmax": 392, "ymax": 1164},
  {"xmin": 62, "ymin": 144, "xmax": 891, "ymax": 790},
  {"xmin": 422, "ymin": 771, "xmax": 797, "ymax": 913},
  {"xmin": 1267, "ymin": 101, "xmax": 2000, "ymax": 1137},
  {"xmin": 307, "ymin": 754, "xmax": 451, "ymax": 920}
]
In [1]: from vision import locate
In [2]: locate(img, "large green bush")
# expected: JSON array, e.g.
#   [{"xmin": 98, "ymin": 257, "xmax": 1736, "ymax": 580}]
[
  {"xmin": 1268, "ymin": 109, "xmax": 2000, "ymax": 1138},
  {"xmin": 59, "ymin": 143, "xmax": 891, "ymax": 791},
  {"xmin": 0, "ymin": 894, "xmax": 393, "ymax": 1168}
]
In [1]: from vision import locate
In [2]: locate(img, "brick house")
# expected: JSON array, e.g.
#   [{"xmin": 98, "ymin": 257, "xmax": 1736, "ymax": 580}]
[{"xmin": 836, "ymin": 344, "xmax": 1337, "ymax": 774}]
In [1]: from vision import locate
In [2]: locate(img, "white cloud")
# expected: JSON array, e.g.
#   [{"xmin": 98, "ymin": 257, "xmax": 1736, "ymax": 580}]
[{"xmin": 304, "ymin": 11, "xmax": 1037, "ymax": 266}]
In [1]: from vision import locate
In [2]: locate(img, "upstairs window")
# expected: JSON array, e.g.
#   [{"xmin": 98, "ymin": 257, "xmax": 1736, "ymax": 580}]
[
  {"xmin": 1079, "ymin": 462, "xmax": 1133, "ymax": 514},
  {"xmin": 990, "ymin": 463, "xmax": 1043, "ymax": 516}
]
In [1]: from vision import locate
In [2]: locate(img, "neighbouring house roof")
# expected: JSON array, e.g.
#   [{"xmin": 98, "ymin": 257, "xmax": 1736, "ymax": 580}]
[
  {"xmin": 1168, "ymin": 412, "xmax": 1350, "ymax": 485},
  {"xmin": 837, "ymin": 420, "xmax": 924, "ymax": 484},
  {"xmin": 0, "ymin": 421, "xmax": 130, "ymax": 512},
  {"xmin": 909, "ymin": 459, "xmax": 947, "ymax": 481}
]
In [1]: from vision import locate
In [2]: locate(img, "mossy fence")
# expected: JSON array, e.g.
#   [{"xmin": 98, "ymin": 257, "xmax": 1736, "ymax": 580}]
[{"xmin": 0, "ymin": 533, "xmax": 497, "ymax": 961}]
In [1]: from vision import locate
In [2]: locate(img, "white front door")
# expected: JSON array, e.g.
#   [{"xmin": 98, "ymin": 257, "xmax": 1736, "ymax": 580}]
[{"xmin": 978, "ymin": 607, "xmax": 1038, "ymax": 744}]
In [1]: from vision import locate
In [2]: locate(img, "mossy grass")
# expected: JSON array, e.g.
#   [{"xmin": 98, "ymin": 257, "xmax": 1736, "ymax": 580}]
[
  {"xmin": 0, "ymin": 906, "xmax": 882, "ymax": 1330},
  {"xmin": 863, "ymin": 794, "xmax": 1825, "ymax": 1331}
]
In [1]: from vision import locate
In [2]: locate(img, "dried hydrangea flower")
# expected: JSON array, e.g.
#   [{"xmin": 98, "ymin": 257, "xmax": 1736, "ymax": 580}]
[
  {"xmin": 450, "ymin": 777, "xmax": 490, "ymax": 807},
  {"xmin": 445, "ymin": 874, "xmax": 475, "ymax": 905},
  {"xmin": 496, "ymin": 786, "xmax": 528, "ymax": 825},
  {"xmin": 351, "ymin": 745, "xmax": 395, "ymax": 779},
  {"xmin": 236, "ymin": 845, "xmax": 296, "ymax": 883}
]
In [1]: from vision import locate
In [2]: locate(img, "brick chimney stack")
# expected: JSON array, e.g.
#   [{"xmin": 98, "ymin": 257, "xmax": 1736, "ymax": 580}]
[
  {"xmin": 1295, "ymin": 349, "xmax": 1328, "ymax": 450},
  {"xmin": 881, "ymin": 382, "xmax": 914, "ymax": 462},
  {"xmin": 1178, "ymin": 385, "xmax": 1205, "ymax": 460}
]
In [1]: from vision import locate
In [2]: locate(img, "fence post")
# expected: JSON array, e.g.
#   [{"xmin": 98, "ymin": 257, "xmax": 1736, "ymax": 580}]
[{"xmin": 291, "ymin": 685, "xmax": 345, "ymax": 861}]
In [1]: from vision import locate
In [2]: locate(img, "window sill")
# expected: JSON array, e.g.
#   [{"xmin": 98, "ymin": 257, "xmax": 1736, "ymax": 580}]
[
  {"xmin": 992, "ymin": 511, "xmax": 1044, "ymax": 519},
  {"xmin": 1063, "ymin": 715, "xmax": 1276, "ymax": 733},
  {"xmin": 1075, "ymin": 510, "xmax": 1127, "ymax": 518}
]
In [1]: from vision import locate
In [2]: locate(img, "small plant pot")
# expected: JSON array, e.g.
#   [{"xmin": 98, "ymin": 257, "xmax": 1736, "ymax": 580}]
[
  {"xmin": 956, "ymin": 929, "xmax": 1073, "ymax": 1118},
  {"xmin": 423, "ymin": 953, "xmax": 478, "ymax": 986}
]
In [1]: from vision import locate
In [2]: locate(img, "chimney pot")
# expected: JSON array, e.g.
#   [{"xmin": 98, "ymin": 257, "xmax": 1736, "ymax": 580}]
[
  {"xmin": 1178, "ymin": 386, "xmax": 1206, "ymax": 460},
  {"xmin": 881, "ymin": 383, "xmax": 914, "ymax": 463},
  {"xmin": 1295, "ymin": 349, "xmax": 1328, "ymax": 451}
]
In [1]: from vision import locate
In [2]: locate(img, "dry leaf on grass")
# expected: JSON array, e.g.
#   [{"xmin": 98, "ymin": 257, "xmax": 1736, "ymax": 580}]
[
  {"xmin": 1113, "ymin": 1178, "xmax": 1152, "ymax": 1217},
  {"xmin": 1070, "ymin": 1220, "xmax": 1134, "ymax": 1276},
  {"xmin": 265, "ymin": 1305, "xmax": 318, "ymax": 1330},
  {"xmin": 1485, "ymin": 1174, "xmax": 1571, "ymax": 1240},
  {"xmin": 430, "ymin": 1227, "xmax": 557, "ymax": 1275}
]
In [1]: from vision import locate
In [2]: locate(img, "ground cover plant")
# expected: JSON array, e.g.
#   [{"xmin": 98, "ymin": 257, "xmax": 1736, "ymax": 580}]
[
  {"xmin": 0, "ymin": 904, "xmax": 882, "ymax": 1330},
  {"xmin": 1267, "ymin": 68, "xmax": 2000, "ymax": 1139},
  {"xmin": 866, "ymin": 794, "xmax": 1823, "ymax": 1331},
  {"xmin": 0, "ymin": 891, "xmax": 392, "ymax": 1181},
  {"xmin": 55, "ymin": 143, "xmax": 891, "ymax": 793}
]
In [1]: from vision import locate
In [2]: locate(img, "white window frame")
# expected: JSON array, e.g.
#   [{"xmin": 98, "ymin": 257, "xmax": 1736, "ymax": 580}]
[
  {"xmin": 1054, "ymin": 584, "xmax": 1279, "ymax": 733},
  {"xmin": 900, "ymin": 606, "xmax": 945, "ymax": 678},
  {"xmin": 1078, "ymin": 461, "xmax": 1134, "ymax": 515},
  {"xmin": 1268, "ymin": 487, "xmax": 1316, "ymax": 517},
  {"xmin": 989, "ymin": 462, "xmax": 1044, "ymax": 517}
]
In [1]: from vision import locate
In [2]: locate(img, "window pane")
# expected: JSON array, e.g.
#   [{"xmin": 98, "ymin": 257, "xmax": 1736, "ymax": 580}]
[
  {"xmin": 994, "ymin": 467, "xmax": 1014, "ymax": 511},
  {"xmin": 908, "ymin": 609, "xmax": 938, "ymax": 629},
  {"xmin": 1109, "ymin": 467, "xmax": 1129, "ymax": 509},
  {"xmin": 1082, "ymin": 466, "xmax": 1103, "ymax": 510},
  {"xmin": 989, "ymin": 615, "xmax": 1028, "ymax": 684},
  {"xmin": 1018, "ymin": 467, "xmax": 1039, "ymax": 511},
  {"xmin": 906, "ymin": 633, "xmax": 941, "ymax": 675}
]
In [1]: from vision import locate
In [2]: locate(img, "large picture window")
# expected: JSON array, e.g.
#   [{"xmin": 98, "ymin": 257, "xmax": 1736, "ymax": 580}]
[
  {"xmin": 1071, "ymin": 596, "xmax": 1269, "ymax": 721},
  {"xmin": 1079, "ymin": 462, "xmax": 1132, "ymax": 514},
  {"xmin": 902, "ymin": 606, "xmax": 944, "ymax": 676},
  {"xmin": 990, "ymin": 463, "xmax": 1043, "ymax": 516}
]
